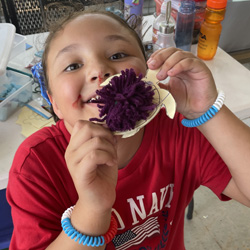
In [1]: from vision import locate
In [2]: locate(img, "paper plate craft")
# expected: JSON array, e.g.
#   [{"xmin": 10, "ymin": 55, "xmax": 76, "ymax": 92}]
[{"xmin": 90, "ymin": 68, "xmax": 176, "ymax": 138}]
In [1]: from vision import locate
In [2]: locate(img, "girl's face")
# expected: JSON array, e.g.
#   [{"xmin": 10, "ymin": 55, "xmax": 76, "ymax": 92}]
[{"xmin": 47, "ymin": 13, "xmax": 147, "ymax": 133}]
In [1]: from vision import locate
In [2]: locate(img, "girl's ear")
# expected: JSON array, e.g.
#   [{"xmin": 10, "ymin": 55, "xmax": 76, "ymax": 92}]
[{"xmin": 47, "ymin": 91, "xmax": 63, "ymax": 119}]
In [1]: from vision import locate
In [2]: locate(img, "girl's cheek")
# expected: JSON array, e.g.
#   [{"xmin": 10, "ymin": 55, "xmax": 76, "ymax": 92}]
[
  {"xmin": 62, "ymin": 80, "xmax": 81, "ymax": 104},
  {"xmin": 133, "ymin": 66, "xmax": 147, "ymax": 77},
  {"xmin": 72, "ymin": 94, "xmax": 82, "ymax": 109},
  {"xmin": 126, "ymin": 61, "xmax": 147, "ymax": 77}
]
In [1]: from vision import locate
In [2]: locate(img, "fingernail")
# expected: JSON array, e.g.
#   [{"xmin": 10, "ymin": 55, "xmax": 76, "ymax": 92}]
[
  {"xmin": 147, "ymin": 57, "xmax": 152, "ymax": 63},
  {"xmin": 147, "ymin": 59, "xmax": 156, "ymax": 67},
  {"xmin": 168, "ymin": 69, "xmax": 174, "ymax": 74},
  {"xmin": 157, "ymin": 70, "xmax": 164, "ymax": 79}
]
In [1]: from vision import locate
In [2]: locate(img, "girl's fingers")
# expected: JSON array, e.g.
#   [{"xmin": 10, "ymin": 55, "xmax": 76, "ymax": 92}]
[
  {"xmin": 68, "ymin": 149, "xmax": 116, "ymax": 178},
  {"xmin": 147, "ymin": 47, "xmax": 183, "ymax": 69},
  {"xmin": 69, "ymin": 120, "xmax": 116, "ymax": 151},
  {"xmin": 148, "ymin": 47, "xmax": 180, "ymax": 61},
  {"xmin": 68, "ymin": 135, "xmax": 117, "ymax": 167},
  {"xmin": 158, "ymin": 54, "xmax": 195, "ymax": 80},
  {"xmin": 65, "ymin": 120, "xmax": 117, "ymax": 173},
  {"xmin": 82, "ymin": 150, "xmax": 118, "ymax": 173},
  {"xmin": 147, "ymin": 48, "xmax": 197, "ymax": 80},
  {"xmin": 158, "ymin": 57, "xmax": 202, "ymax": 80}
]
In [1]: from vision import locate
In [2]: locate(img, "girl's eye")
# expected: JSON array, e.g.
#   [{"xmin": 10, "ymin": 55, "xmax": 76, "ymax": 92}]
[
  {"xmin": 110, "ymin": 53, "xmax": 127, "ymax": 60},
  {"xmin": 64, "ymin": 63, "xmax": 82, "ymax": 72}
]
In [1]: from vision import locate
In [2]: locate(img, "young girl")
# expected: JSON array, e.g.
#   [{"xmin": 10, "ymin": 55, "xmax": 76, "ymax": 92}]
[{"xmin": 7, "ymin": 9, "xmax": 250, "ymax": 250}]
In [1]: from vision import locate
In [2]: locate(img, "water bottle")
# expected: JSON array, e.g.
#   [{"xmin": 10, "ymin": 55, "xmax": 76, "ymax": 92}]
[
  {"xmin": 169, "ymin": 0, "xmax": 206, "ymax": 44},
  {"xmin": 175, "ymin": 0, "xmax": 195, "ymax": 51},
  {"xmin": 192, "ymin": 0, "xmax": 206, "ymax": 44},
  {"xmin": 197, "ymin": 0, "xmax": 228, "ymax": 60}
]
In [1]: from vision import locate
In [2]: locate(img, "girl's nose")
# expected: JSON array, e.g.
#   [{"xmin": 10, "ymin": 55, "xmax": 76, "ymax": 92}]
[{"xmin": 91, "ymin": 72, "xmax": 111, "ymax": 84}]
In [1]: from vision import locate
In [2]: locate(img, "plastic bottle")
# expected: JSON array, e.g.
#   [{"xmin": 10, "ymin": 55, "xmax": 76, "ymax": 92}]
[
  {"xmin": 197, "ymin": 0, "xmax": 228, "ymax": 60},
  {"xmin": 152, "ymin": 0, "xmax": 175, "ymax": 44},
  {"xmin": 192, "ymin": 0, "xmax": 206, "ymax": 43},
  {"xmin": 175, "ymin": 0, "xmax": 196, "ymax": 51},
  {"xmin": 170, "ymin": 0, "xmax": 206, "ymax": 44}
]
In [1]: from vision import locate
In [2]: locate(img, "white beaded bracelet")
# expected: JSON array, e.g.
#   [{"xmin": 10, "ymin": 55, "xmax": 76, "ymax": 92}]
[
  {"xmin": 213, "ymin": 90, "xmax": 225, "ymax": 110},
  {"xmin": 61, "ymin": 205, "xmax": 75, "ymax": 221}
]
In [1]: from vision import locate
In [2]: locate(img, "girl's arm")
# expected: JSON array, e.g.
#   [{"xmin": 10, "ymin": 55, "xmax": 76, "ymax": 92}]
[
  {"xmin": 47, "ymin": 121, "xmax": 118, "ymax": 250},
  {"xmin": 46, "ymin": 205, "xmax": 111, "ymax": 250},
  {"xmin": 199, "ymin": 105, "xmax": 250, "ymax": 207},
  {"xmin": 147, "ymin": 47, "xmax": 250, "ymax": 207}
]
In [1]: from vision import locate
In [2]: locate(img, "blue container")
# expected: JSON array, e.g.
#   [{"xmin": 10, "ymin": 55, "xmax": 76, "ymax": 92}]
[
  {"xmin": 124, "ymin": 0, "xmax": 144, "ymax": 16},
  {"xmin": 0, "ymin": 189, "xmax": 13, "ymax": 249},
  {"xmin": 175, "ymin": 0, "xmax": 195, "ymax": 51},
  {"xmin": 124, "ymin": 0, "xmax": 144, "ymax": 38}
]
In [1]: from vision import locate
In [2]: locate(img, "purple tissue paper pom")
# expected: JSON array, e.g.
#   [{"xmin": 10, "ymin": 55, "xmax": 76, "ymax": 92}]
[{"xmin": 89, "ymin": 68, "xmax": 156, "ymax": 132}]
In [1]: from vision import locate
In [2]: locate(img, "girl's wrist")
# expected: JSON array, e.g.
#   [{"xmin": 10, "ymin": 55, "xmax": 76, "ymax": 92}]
[
  {"xmin": 181, "ymin": 90, "xmax": 225, "ymax": 128},
  {"xmin": 183, "ymin": 99, "xmax": 217, "ymax": 120},
  {"xmin": 71, "ymin": 201, "xmax": 113, "ymax": 236},
  {"xmin": 62, "ymin": 205, "xmax": 117, "ymax": 247}
]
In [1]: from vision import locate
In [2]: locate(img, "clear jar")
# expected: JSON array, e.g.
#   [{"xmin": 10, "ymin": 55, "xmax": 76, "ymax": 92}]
[
  {"xmin": 152, "ymin": 0, "xmax": 175, "ymax": 44},
  {"xmin": 156, "ymin": 21, "xmax": 176, "ymax": 49}
]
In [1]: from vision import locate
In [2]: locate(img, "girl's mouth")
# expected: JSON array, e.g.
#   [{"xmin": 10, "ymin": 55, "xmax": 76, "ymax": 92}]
[
  {"xmin": 72, "ymin": 94, "xmax": 100, "ymax": 108},
  {"xmin": 87, "ymin": 96, "xmax": 100, "ymax": 103}
]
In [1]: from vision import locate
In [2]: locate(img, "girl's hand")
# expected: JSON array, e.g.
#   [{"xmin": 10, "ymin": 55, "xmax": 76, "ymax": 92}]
[
  {"xmin": 65, "ymin": 121, "xmax": 118, "ymax": 214},
  {"xmin": 147, "ymin": 47, "xmax": 218, "ymax": 119}
]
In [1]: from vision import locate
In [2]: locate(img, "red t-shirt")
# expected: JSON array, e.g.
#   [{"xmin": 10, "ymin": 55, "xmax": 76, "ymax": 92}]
[{"xmin": 7, "ymin": 110, "xmax": 231, "ymax": 250}]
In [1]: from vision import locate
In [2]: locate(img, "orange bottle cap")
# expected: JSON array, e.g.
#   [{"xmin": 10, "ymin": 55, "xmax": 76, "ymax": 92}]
[{"xmin": 207, "ymin": 0, "xmax": 227, "ymax": 9}]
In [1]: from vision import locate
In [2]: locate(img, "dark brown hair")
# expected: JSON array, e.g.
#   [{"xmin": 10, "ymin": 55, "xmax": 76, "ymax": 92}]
[{"xmin": 42, "ymin": 9, "xmax": 146, "ymax": 122}]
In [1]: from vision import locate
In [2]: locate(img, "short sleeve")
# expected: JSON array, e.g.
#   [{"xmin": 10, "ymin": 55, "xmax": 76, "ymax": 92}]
[
  {"xmin": 7, "ymin": 128, "xmax": 76, "ymax": 250},
  {"xmin": 198, "ymin": 133, "xmax": 232, "ymax": 201}
]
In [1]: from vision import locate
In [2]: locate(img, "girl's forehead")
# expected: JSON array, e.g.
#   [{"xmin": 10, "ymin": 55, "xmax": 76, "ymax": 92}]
[
  {"xmin": 50, "ymin": 13, "xmax": 135, "ymax": 47},
  {"xmin": 66, "ymin": 13, "xmax": 125, "ymax": 31}
]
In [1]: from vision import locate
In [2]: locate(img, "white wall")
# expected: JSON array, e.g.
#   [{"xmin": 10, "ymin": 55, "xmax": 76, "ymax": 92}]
[{"xmin": 219, "ymin": 0, "xmax": 250, "ymax": 52}]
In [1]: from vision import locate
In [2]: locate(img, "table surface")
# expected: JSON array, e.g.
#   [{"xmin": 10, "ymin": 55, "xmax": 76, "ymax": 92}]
[{"xmin": 1, "ymin": 16, "xmax": 250, "ymax": 190}]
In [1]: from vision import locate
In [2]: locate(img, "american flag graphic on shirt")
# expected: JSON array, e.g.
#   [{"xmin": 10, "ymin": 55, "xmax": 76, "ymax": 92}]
[{"xmin": 112, "ymin": 217, "xmax": 160, "ymax": 250}]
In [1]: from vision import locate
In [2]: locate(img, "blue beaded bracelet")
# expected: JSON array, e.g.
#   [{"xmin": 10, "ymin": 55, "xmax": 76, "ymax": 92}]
[
  {"xmin": 61, "ymin": 218, "xmax": 105, "ymax": 247},
  {"xmin": 181, "ymin": 105, "xmax": 218, "ymax": 127},
  {"xmin": 61, "ymin": 205, "xmax": 117, "ymax": 247},
  {"xmin": 181, "ymin": 90, "xmax": 225, "ymax": 128}
]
